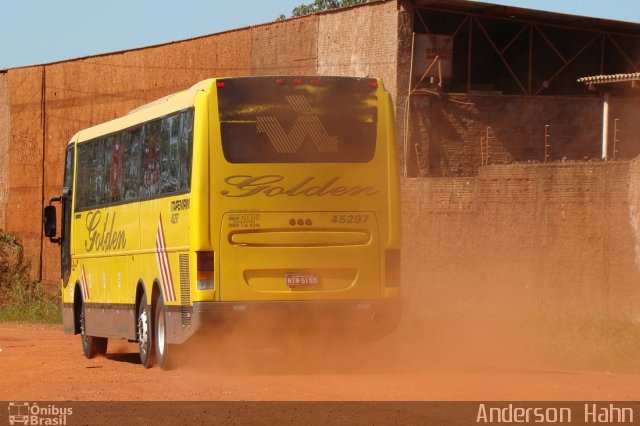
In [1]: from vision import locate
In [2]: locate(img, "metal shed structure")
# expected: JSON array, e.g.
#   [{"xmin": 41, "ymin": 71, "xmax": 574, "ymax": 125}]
[{"xmin": 399, "ymin": 0, "xmax": 640, "ymax": 176}]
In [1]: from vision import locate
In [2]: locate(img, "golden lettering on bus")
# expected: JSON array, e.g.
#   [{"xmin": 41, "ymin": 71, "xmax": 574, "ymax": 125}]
[
  {"xmin": 221, "ymin": 175, "xmax": 379, "ymax": 198},
  {"xmin": 84, "ymin": 211, "xmax": 127, "ymax": 252}
]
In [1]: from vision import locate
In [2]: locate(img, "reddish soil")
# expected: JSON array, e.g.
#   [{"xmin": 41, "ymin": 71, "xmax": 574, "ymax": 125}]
[{"xmin": 1, "ymin": 322, "xmax": 640, "ymax": 402}]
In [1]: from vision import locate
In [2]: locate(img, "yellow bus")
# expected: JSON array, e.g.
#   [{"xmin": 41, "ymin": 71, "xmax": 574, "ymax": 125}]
[{"xmin": 44, "ymin": 76, "xmax": 401, "ymax": 369}]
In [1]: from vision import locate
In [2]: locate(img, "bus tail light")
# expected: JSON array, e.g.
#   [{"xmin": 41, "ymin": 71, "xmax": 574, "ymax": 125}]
[
  {"xmin": 385, "ymin": 250, "xmax": 401, "ymax": 287},
  {"xmin": 197, "ymin": 251, "xmax": 214, "ymax": 290}
]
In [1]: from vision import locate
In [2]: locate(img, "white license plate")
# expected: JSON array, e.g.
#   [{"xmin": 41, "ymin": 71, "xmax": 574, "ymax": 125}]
[{"xmin": 285, "ymin": 273, "xmax": 320, "ymax": 287}]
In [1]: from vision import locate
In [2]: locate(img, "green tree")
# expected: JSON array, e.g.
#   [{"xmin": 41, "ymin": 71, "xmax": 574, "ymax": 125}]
[{"xmin": 288, "ymin": 0, "xmax": 369, "ymax": 18}]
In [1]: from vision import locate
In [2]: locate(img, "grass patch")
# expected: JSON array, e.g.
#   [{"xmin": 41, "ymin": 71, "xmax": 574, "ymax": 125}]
[
  {"xmin": 0, "ymin": 230, "xmax": 62, "ymax": 323},
  {"xmin": 0, "ymin": 280, "xmax": 61, "ymax": 323}
]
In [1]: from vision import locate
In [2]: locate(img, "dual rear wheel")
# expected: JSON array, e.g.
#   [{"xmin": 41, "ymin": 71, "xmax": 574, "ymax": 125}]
[
  {"xmin": 137, "ymin": 291, "xmax": 173, "ymax": 370},
  {"xmin": 80, "ymin": 290, "xmax": 172, "ymax": 370}
]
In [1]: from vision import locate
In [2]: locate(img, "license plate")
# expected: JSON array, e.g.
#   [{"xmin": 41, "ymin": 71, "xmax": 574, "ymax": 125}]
[{"xmin": 285, "ymin": 272, "xmax": 320, "ymax": 287}]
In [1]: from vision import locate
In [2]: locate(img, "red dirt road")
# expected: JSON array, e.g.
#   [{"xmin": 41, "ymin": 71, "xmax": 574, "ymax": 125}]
[{"xmin": 1, "ymin": 322, "xmax": 640, "ymax": 402}]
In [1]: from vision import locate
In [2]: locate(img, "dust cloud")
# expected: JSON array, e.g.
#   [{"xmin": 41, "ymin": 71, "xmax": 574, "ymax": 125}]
[{"xmin": 156, "ymin": 290, "xmax": 556, "ymax": 378}]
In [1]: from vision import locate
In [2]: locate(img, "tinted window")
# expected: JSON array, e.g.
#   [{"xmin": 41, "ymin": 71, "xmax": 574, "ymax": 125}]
[
  {"xmin": 75, "ymin": 109, "xmax": 194, "ymax": 210},
  {"xmin": 76, "ymin": 137, "xmax": 109, "ymax": 208},
  {"xmin": 217, "ymin": 77, "xmax": 378, "ymax": 163},
  {"xmin": 122, "ymin": 127, "xmax": 143, "ymax": 201},
  {"xmin": 141, "ymin": 120, "xmax": 161, "ymax": 198},
  {"xmin": 179, "ymin": 110, "xmax": 194, "ymax": 190},
  {"xmin": 63, "ymin": 146, "xmax": 74, "ymax": 193},
  {"xmin": 106, "ymin": 134, "xmax": 122, "ymax": 203}
]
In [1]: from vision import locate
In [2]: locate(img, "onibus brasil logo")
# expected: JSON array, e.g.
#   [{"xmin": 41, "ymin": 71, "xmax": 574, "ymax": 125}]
[{"xmin": 8, "ymin": 402, "xmax": 73, "ymax": 425}]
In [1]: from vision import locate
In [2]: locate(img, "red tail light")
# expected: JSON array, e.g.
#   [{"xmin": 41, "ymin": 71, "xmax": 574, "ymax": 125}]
[
  {"xmin": 216, "ymin": 81, "xmax": 226, "ymax": 88},
  {"xmin": 197, "ymin": 251, "xmax": 214, "ymax": 290},
  {"xmin": 386, "ymin": 250, "xmax": 401, "ymax": 287},
  {"xmin": 369, "ymin": 80, "xmax": 379, "ymax": 88},
  {"xmin": 293, "ymin": 78, "xmax": 303, "ymax": 85},
  {"xmin": 275, "ymin": 78, "xmax": 286, "ymax": 86}
]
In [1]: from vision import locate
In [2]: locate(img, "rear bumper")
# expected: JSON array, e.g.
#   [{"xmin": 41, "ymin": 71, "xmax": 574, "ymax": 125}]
[{"xmin": 174, "ymin": 298, "xmax": 402, "ymax": 343}]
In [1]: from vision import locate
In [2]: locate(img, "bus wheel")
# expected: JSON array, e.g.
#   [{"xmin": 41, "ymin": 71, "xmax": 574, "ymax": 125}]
[
  {"xmin": 80, "ymin": 302, "xmax": 108, "ymax": 358},
  {"xmin": 137, "ymin": 294, "xmax": 154, "ymax": 368},
  {"xmin": 155, "ymin": 296, "xmax": 173, "ymax": 370}
]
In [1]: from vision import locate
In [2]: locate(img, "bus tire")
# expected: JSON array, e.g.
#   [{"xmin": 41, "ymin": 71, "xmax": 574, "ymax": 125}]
[
  {"xmin": 80, "ymin": 302, "xmax": 108, "ymax": 358},
  {"xmin": 154, "ymin": 296, "xmax": 173, "ymax": 370},
  {"xmin": 137, "ymin": 293, "xmax": 154, "ymax": 368}
]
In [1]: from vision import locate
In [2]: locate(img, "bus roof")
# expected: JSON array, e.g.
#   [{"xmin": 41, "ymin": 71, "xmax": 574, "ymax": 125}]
[
  {"xmin": 67, "ymin": 76, "xmax": 384, "ymax": 146},
  {"xmin": 70, "ymin": 78, "xmax": 216, "ymax": 144}
]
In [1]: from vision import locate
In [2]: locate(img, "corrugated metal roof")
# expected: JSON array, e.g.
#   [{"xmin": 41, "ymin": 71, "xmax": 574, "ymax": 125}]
[{"xmin": 577, "ymin": 73, "xmax": 640, "ymax": 85}]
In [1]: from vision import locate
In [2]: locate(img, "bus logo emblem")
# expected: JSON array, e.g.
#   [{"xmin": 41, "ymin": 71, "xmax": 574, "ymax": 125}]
[{"xmin": 256, "ymin": 95, "xmax": 338, "ymax": 154}]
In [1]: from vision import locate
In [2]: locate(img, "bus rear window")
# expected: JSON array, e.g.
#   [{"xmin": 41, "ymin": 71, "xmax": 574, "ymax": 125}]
[{"xmin": 217, "ymin": 77, "xmax": 378, "ymax": 163}]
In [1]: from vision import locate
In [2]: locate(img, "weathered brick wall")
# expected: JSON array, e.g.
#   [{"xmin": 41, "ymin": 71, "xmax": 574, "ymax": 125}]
[
  {"xmin": 250, "ymin": 16, "xmax": 319, "ymax": 75},
  {"xmin": 395, "ymin": 1, "xmax": 413, "ymax": 176},
  {"xmin": 317, "ymin": 1, "xmax": 398, "ymax": 100},
  {"xmin": 0, "ymin": 72, "xmax": 9, "ymax": 230},
  {"xmin": 5, "ymin": 67, "xmax": 45, "ymax": 277},
  {"xmin": 609, "ymin": 96, "xmax": 640, "ymax": 160},
  {"xmin": 407, "ymin": 94, "xmax": 603, "ymax": 176},
  {"xmin": 402, "ymin": 161, "xmax": 640, "ymax": 320}
]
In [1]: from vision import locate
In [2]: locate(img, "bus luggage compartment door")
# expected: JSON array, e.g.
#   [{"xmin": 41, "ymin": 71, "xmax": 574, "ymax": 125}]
[{"xmin": 219, "ymin": 211, "xmax": 380, "ymax": 301}]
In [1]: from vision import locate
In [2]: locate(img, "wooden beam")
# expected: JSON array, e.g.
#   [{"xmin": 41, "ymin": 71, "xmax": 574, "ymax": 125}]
[
  {"xmin": 500, "ymin": 24, "xmax": 529, "ymax": 55},
  {"xmin": 607, "ymin": 34, "xmax": 640, "ymax": 73},
  {"xmin": 528, "ymin": 25, "xmax": 533, "ymax": 94},
  {"xmin": 535, "ymin": 33, "xmax": 600, "ymax": 95},
  {"xmin": 474, "ymin": 16, "xmax": 528, "ymax": 94},
  {"xmin": 467, "ymin": 16, "xmax": 472, "ymax": 92},
  {"xmin": 534, "ymin": 24, "xmax": 568, "ymax": 65}
]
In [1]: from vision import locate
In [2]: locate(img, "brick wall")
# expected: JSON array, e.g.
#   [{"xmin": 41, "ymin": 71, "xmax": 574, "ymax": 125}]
[
  {"xmin": 609, "ymin": 96, "xmax": 640, "ymax": 160},
  {"xmin": 402, "ymin": 161, "xmax": 640, "ymax": 321},
  {"xmin": 317, "ymin": 1, "xmax": 398, "ymax": 99},
  {"xmin": 5, "ymin": 67, "xmax": 45, "ymax": 277},
  {"xmin": 394, "ymin": 1, "xmax": 414, "ymax": 176},
  {"xmin": 0, "ymin": 72, "xmax": 8, "ymax": 230},
  {"xmin": 250, "ymin": 17, "xmax": 319, "ymax": 75},
  {"xmin": 406, "ymin": 94, "xmax": 605, "ymax": 177}
]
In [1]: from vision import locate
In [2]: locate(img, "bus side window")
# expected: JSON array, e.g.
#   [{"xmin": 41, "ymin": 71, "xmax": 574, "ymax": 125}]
[
  {"xmin": 109, "ymin": 133, "xmax": 123, "ymax": 203},
  {"xmin": 76, "ymin": 139, "xmax": 107, "ymax": 209},
  {"xmin": 123, "ymin": 127, "xmax": 143, "ymax": 201},
  {"xmin": 94, "ymin": 137, "xmax": 112, "ymax": 206},
  {"xmin": 179, "ymin": 109, "xmax": 194, "ymax": 191},
  {"xmin": 159, "ymin": 114, "xmax": 180, "ymax": 194},
  {"xmin": 75, "ymin": 144, "xmax": 90, "ymax": 209},
  {"xmin": 141, "ymin": 121, "xmax": 161, "ymax": 198}
]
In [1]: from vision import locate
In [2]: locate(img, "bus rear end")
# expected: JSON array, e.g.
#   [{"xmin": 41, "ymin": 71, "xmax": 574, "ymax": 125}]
[{"xmin": 197, "ymin": 76, "xmax": 401, "ymax": 337}]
